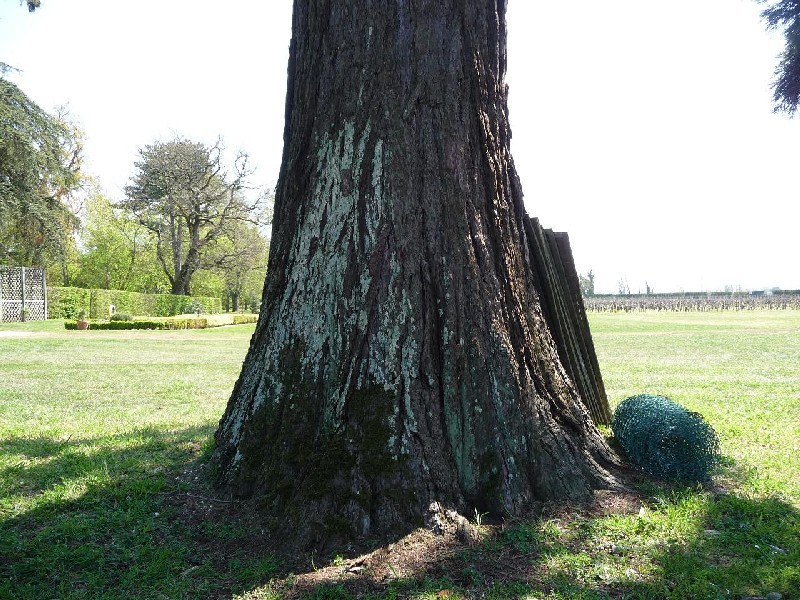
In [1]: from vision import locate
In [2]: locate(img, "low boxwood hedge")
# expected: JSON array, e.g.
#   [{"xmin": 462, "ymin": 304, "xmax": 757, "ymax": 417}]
[
  {"xmin": 65, "ymin": 319, "xmax": 169, "ymax": 330},
  {"xmin": 232, "ymin": 315, "xmax": 258, "ymax": 325},
  {"xmin": 63, "ymin": 314, "xmax": 257, "ymax": 331}
]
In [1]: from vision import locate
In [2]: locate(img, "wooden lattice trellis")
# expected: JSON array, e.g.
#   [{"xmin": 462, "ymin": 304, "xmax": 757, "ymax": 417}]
[{"xmin": 0, "ymin": 267, "xmax": 48, "ymax": 322}]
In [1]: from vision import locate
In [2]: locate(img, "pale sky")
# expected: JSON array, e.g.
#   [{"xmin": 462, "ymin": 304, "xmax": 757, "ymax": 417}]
[{"xmin": 1, "ymin": 0, "xmax": 797, "ymax": 293}]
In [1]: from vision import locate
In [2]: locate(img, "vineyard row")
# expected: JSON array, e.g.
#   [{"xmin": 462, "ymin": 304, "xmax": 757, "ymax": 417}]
[{"xmin": 583, "ymin": 294, "xmax": 800, "ymax": 312}]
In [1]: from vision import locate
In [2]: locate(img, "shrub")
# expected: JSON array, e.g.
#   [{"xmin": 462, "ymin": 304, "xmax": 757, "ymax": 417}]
[
  {"xmin": 109, "ymin": 312, "xmax": 133, "ymax": 321},
  {"xmin": 64, "ymin": 319, "xmax": 167, "ymax": 330},
  {"xmin": 185, "ymin": 300, "xmax": 204, "ymax": 315},
  {"xmin": 63, "ymin": 314, "xmax": 252, "ymax": 331},
  {"xmin": 64, "ymin": 318, "xmax": 215, "ymax": 331},
  {"xmin": 168, "ymin": 318, "xmax": 208, "ymax": 329},
  {"xmin": 612, "ymin": 394, "xmax": 719, "ymax": 482},
  {"xmin": 232, "ymin": 314, "xmax": 258, "ymax": 325}
]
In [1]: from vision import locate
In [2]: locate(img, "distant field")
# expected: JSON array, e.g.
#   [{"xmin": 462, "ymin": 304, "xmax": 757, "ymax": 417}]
[
  {"xmin": 585, "ymin": 293, "xmax": 800, "ymax": 312},
  {"xmin": 0, "ymin": 320, "xmax": 251, "ymax": 441},
  {"xmin": 591, "ymin": 310, "xmax": 800, "ymax": 504},
  {"xmin": 0, "ymin": 313, "xmax": 797, "ymax": 599}
]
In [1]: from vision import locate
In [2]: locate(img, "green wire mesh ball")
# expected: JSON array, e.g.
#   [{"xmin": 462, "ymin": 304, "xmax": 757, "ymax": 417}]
[{"xmin": 612, "ymin": 394, "xmax": 720, "ymax": 482}]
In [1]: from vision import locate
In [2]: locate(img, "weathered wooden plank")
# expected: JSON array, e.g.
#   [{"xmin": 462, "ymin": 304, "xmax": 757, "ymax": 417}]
[
  {"xmin": 525, "ymin": 218, "xmax": 611, "ymax": 425},
  {"xmin": 550, "ymin": 231, "xmax": 611, "ymax": 425}
]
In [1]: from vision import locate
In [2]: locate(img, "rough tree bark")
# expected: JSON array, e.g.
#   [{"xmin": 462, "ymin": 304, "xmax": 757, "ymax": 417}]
[{"xmin": 214, "ymin": 0, "xmax": 617, "ymax": 548}]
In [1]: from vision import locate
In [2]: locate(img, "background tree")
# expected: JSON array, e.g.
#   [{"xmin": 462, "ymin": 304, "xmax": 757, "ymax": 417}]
[
  {"xmin": 214, "ymin": 0, "xmax": 617, "ymax": 549},
  {"xmin": 121, "ymin": 138, "xmax": 265, "ymax": 295},
  {"xmin": 9, "ymin": 1, "xmax": 41, "ymax": 13},
  {"xmin": 758, "ymin": 0, "xmax": 800, "ymax": 114},
  {"xmin": 206, "ymin": 223, "xmax": 269, "ymax": 312},
  {"xmin": 579, "ymin": 269, "xmax": 595, "ymax": 296},
  {"xmin": 1, "ymin": 77, "xmax": 83, "ymax": 267},
  {"xmin": 75, "ymin": 191, "xmax": 167, "ymax": 292},
  {"xmin": 618, "ymin": 277, "xmax": 631, "ymax": 295},
  {"xmin": 185, "ymin": 269, "xmax": 226, "ymax": 303}
]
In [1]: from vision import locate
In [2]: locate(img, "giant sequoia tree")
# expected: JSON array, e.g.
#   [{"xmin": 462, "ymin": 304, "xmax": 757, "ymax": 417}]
[{"xmin": 214, "ymin": 1, "xmax": 617, "ymax": 547}]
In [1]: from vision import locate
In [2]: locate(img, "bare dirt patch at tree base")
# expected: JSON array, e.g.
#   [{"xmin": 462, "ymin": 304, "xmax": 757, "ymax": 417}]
[
  {"xmin": 168, "ymin": 459, "xmax": 646, "ymax": 599},
  {"xmin": 268, "ymin": 490, "xmax": 646, "ymax": 599}
]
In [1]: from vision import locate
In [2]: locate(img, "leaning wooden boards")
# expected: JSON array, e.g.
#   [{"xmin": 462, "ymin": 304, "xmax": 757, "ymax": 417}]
[{"xmin": 525, "ymin": 217, "xmax": 612, "ymax": 425}]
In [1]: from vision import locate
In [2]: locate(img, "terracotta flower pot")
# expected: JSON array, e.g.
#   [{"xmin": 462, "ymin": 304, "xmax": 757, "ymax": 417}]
[{"xmin": 76, "ymin": 319, "xmax": 90, "ymax": 330}]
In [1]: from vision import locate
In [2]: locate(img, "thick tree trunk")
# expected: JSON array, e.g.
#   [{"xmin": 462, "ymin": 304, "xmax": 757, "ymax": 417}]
[
  {"xmin": 171, "ymin": 277, "xmax": 189, "ymax": 296},
  {"xmin": 214, "ymin": 0, "xmax": 617, "ymax": 549}
]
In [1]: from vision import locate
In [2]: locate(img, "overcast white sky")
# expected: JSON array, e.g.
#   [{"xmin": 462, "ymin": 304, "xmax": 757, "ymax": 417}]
[{"xmin": 1, "ymin": 0, "xmax": 797, "ymax": 293}]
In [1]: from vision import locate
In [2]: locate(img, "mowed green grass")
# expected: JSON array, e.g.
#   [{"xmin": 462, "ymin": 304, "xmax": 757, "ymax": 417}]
[
  {"xmin": 592, "ymin": 310, "xmax": 800, "ymax": 503},
  {"xmin": 0, "ymin": 323, "xmax": 251, "ymax": 440},
  {"xmin": 0, "ymin": 321, "xmax": 257, "ymax": 599},
  {"xmin": 0, "ymin": 312, "xmax": 798, "ymax": 599}
]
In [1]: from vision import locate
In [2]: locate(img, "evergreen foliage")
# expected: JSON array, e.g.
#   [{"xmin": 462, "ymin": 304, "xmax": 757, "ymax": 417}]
[
  {"xmin": 0, "ymin": 78, "xmax": 82, "ymax": 265},
  {"xmin": 612, "ymin": 394, "xmax": 720, "ymax": 482},
  {"xmin": 759, "ymin": 0, "xmax": 800, "ymax": 115}
]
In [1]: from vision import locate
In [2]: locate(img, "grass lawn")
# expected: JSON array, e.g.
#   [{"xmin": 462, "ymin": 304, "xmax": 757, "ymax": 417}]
[{"xmin": 0, "ymin": 312, "xmax": 798, "ymax": 599}]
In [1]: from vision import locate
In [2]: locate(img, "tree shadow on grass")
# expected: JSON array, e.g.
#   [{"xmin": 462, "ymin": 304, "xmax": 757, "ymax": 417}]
[
  {"xmin": 263, "ymin": 483, "xmax": 800, "ymax": 600},
  {"xmin": 0, "ymin": 426, "xmax": 283, "ymax": 599},
  {"xmin": 2, "ymin": 431, "xmax": 798, "ymax": 599}
]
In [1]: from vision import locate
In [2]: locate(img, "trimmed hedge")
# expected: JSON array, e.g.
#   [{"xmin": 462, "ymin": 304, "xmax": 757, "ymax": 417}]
[
  {"xmin": 64, "ymin": 313, "xmax": 258, "ymax": 331},
  {"xmin": 48, "ymin": 287, "xmax": 222, "ymax": 320},
  {"xmin": 49, "ymin": 287, "xmax": 92, "ymax": 320},
  {"xmin": 65, "ymin": 318, "xmax": 208, "ymax": 330},
  {"xmin": 65, "ymin": 319, "xmax": 169, "ymax": 330},
  {"xmin": 232, "ymin": 314, "xmax": 258, "ymax": 325}
]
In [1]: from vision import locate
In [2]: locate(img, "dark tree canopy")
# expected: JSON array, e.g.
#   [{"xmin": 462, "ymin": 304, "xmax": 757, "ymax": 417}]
[
  {"xmin": 759, "ymin": 0, "xmax": 800, "ymax": 114},
  {"xmin": 0, "ymin": 78, "xmax": 82, "ymax": 265}
]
